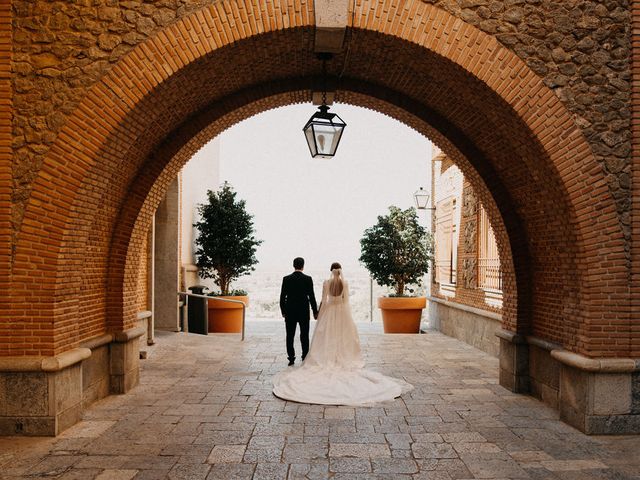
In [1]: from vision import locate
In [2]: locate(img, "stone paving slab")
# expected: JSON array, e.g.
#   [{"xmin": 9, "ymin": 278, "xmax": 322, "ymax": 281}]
[{"xmin": 1, "ymin": 321, "xmax": 640, "ymax": 479}]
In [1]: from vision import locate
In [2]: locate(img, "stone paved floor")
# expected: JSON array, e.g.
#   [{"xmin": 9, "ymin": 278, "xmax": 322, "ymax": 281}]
[{"xmin": 2, "ymin": 321, "xmax": 640, "ymax": 480}]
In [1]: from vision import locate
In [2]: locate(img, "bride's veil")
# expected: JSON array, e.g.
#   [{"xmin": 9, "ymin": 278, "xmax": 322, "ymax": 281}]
[{"xmin": 328, "ymin": 267, "xmax": 344, "ymax": 296}]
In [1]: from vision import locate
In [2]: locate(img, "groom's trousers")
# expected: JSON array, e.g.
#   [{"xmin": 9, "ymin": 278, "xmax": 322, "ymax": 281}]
[{"xmin": 285, "ymin": 318, "xmax": 309, "ymax": 362}]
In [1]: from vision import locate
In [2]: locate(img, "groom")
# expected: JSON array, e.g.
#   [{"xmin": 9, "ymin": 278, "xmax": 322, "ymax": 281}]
[{"xmin": 280, "ymin": 257, "xmax": 318, "ymax": 366}]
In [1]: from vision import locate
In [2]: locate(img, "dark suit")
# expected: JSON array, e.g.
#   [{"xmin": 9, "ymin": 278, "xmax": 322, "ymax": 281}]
[{"xmin": 280, "ymin": 271, "xmax": 318, "ymax": 362}]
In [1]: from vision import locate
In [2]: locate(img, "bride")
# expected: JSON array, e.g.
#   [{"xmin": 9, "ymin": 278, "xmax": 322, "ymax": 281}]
[{"xmin": 272, "ymin": 262, "xmax": 413, "ymax": 405}]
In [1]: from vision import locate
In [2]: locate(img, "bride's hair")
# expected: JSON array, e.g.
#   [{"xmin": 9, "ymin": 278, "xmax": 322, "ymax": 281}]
[{"xmin": 329, "ymin": 262, "xmax": 343, "ymax": 296}]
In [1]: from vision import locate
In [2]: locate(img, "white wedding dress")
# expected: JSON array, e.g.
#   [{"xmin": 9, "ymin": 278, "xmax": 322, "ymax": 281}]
[{"xmin": 272, "ymin": 270, "xmax": 413, "ymax": 406}]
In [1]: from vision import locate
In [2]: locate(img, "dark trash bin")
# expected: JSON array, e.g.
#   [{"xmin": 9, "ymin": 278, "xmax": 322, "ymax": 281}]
[{"xmin": 187, "ymin": 285, "xmax": 208, "ymax": 335}]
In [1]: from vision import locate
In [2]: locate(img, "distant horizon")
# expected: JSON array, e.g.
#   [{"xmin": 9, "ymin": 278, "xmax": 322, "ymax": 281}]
[{"xmin": 256, "ymin": 263, "xmax": 367, "ymax": 277}]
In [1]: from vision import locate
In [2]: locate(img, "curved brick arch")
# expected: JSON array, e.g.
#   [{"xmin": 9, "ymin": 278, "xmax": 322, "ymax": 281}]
[
  {"xmin": 8, "ymin": 0, "xmax": 627, "ymax": 358},
  {"xmin": 105, "ymin": 79, "xmax": 523, "ymax": 345}
]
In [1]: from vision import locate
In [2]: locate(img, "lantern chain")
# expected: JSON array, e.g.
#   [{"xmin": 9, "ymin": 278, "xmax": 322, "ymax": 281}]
[{"xmin": 322, "ymin": 56, "xmax": 327, "ymax": 106}]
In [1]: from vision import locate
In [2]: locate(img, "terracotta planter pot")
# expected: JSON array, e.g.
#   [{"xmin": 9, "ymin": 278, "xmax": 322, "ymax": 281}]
[
  {"xmin": 207, "ymin": 295, "xmax": 248, "ymax": 333},
  {"xmin": 378, "ymin": 296, "xmax": 426, "ymax": 334}
]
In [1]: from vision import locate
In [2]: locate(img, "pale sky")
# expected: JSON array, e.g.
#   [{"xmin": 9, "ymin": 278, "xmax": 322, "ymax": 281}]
[{"xmin": 211, "ymin": 103, "xmax": 432, "ymax": 272}]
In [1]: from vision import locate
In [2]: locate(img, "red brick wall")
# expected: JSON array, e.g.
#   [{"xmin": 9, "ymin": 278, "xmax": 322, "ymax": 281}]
[
  {"xmin": 631, "ymin": 0, "xmax": 640, "ymax": 360},
  {"xmin": 136, "ymin": 233, "xmax": 148, "ymax": 313},
  {"xmin": 0, "ymin": 0, "xmax": 10, "ymax": 349},
  {"xmin": 3, "ymin": 0, "xmax": 633, "ymax": 359}
]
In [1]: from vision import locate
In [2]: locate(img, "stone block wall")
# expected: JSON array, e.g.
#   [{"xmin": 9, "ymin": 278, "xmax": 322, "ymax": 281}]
[
  {"xmin": 80, "ymin": 335, "xmax": 112, "ymax": 409},
  {"xmin": 0, "ymin": 350, "xmax": 88, "ymax": 436},
  {"xmin": 501, "ymin": 333, "xmax": 640, "ymax": 434},
  {"xmin": 429, "ymin": 297, "xmax": 501, "ymax": 357},
  {"xmin": 0, "ymin": 327, "xmax": 143, "ymax": 436},
  {"xmin": 0, "ymin": 371, "xmax": 54, "ymax": 435},
  {"xmin": 529, "ymin": 343, "xmax": 561, "ymax": 410},
  {"xmin": 559, "ymin": 359, "xmax": 640, "ymax": 434}
]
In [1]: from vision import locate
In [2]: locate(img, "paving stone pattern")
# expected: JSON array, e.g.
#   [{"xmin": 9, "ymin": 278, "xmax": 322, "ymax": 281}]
[{"xmin": 1, "ymin": 322, "xmax": 639, "ymax": 479}]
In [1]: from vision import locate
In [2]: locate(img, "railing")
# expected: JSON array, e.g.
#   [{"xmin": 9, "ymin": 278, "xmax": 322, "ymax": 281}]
[
  {"xmin": 178, "ymin": 292, "xmax": 246, "ymax": 341},
  {"xmin": 478, "ymin": 258, "xmax": 502, "ymax": 291}
]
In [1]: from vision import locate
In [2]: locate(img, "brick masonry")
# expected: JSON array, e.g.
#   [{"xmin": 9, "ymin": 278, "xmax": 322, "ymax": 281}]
[
  {"xmin": 631, "ymin": 0, "xmax": 640, "ymax": 364},
  {"xmin": 0, "ymin": 0, "xmax": 636, "ymax": 363},
  {"xmin": 0, "ymin": 1, "xmax": 11, "ymax": 333},
  {"xmin": 136, "ymin": 231, "xmax": 148, "ymax": 313}
]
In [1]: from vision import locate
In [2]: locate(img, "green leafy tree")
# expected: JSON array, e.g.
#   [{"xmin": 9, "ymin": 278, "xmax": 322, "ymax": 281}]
[
  {"xmin": 193, "ymin": 182, "xmax": 263, "ymax": 296},
  {"xmin": 359, "ymin": 206, "xmax": 433, "ymax": 296}
]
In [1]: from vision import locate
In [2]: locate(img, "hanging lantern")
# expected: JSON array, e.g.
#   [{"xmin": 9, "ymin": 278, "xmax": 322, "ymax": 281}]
[{"xmin": 303, "ymin": 104, "xmax": 347, "ymax": 159}]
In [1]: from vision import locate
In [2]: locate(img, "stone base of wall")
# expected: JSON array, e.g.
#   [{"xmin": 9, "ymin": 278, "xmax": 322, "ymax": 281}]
[
  {"xmin": 497, "ymin": 331, "xmax": 530, "ymax": 394},
  {"xmin": 500, "ymin": 331, "xmax": 640, "ymax": 434},
  {"xmin": 0, "ymin": 326, "xmax": 144, "ymax": 436},
  {"xmin": 430, "ymin": 301, "xmax": 640, "ymax": 434},
  {"xmin": 0, "ymin": 365, "xmax": 85, "ymax": 436},
  {"xmin": 0, "ymin": 349, "xmax": 90, "ymax": 436},
  {"xmin": 528, "ymin": 338, "xmax": 561, "ymax": 410},
  {"xmin": 110, "ymin": 327, "xmax": 144, "ymax": 394},
  {"xmin": 137, "ymin": 311, "xmax": 154, "ymax": 347},
  {"xmin": 428, "ymin": 296, "xmax": 501, "ymax": 357},
  {"xmin": 80, "ymin": 334, "xmax": 112, "ymax": 410}
]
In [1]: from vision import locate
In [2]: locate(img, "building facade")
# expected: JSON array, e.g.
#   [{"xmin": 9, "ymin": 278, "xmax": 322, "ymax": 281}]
[{"xmin": 429, "ymin": 151, "xmax": 503, "ymax": 357}]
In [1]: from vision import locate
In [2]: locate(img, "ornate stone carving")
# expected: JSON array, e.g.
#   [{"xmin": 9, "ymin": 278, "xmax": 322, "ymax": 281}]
[
  {"xmin": 463, "ymin": 218, "xmax": 477, "ymax": 255},
  {"xmin": 462, "ymin": 258, "xmax": 477, "ymax": 289},
  {"xmin": 462, "ymin": 187, "xmax": 478, "ymax": 218}
]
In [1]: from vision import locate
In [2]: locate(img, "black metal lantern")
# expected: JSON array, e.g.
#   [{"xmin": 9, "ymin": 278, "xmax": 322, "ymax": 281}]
[
  {"xmin": 303, "ymin": 104, "xmax": 346, "ymax": 159},
  {"xmin": 414, "ymin": 187, "xmax": 431, "ymax": 210}
]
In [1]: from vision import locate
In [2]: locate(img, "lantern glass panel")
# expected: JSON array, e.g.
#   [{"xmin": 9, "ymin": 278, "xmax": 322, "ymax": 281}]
[
  {"xmin": 304, "ymin": 124, "xmax": 318, "ymax": 156},
  {"xmin": 313, "ymin": 123, "xmax": 343, "ymax": 158}
]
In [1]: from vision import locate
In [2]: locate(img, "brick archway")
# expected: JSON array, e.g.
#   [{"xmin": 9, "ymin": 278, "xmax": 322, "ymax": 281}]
[
  {"xmin": 109, "ymin": 82, "xmax": 523, "ymax": 341},
  {"xmin": 8, "ymin": 0, "xmax": 626, "ymax": 365}
]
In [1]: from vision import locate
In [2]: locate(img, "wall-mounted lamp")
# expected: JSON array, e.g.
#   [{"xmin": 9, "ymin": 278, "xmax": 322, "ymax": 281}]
[{"xmin": 414, "ymin": 187, "xmax": 435, "ymax": 211}]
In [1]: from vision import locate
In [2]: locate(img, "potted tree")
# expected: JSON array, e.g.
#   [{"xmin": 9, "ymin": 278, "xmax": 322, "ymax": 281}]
[
  {"xmin": 359, "ymin": 206, "xmax": 433, "ymax": 333},
  {"xmin": 194, "ymin": 182, "xmax": 262, "ymax": 333}
]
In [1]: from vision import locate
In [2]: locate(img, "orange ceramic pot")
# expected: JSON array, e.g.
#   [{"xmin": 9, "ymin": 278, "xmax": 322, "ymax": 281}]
[
  {"xmin": 378, "ymin": 296, "xmax": 426, "ymax": 333},
  {"xmin": 207, "ymin": 295, "xmax": 248, "ymax": 333}
]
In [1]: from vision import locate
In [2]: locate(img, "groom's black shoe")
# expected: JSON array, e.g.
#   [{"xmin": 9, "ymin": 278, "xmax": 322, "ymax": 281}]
[{"xmin": 288, "ymin": 359, "xmax": 294, "ymax": 366}]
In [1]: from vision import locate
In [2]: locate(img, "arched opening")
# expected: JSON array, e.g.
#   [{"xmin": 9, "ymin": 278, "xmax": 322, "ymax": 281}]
[
  {"xmin": 178, "ymin": 103, "xmax": 434, "ymax": 322},
  {"xmin": 6, "ymin": 0, "xmax": 630, "ymax": 435}
]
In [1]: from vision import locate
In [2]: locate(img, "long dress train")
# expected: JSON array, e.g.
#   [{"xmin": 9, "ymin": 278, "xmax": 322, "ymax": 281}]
[{"xmin": 272, "ymin": 278, "xmax": 413, "ymax": 405}]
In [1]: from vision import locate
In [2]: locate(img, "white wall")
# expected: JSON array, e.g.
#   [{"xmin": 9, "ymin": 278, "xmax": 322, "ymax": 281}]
[{"xmin": 180, "ymin": 138, "xmax": 221, "ymax": 290}]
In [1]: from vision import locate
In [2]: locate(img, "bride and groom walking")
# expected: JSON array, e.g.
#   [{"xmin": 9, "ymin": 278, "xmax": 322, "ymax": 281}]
[{"xmin": 273, "ymin": 257, "xmax": 412, "ymax": 405}]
